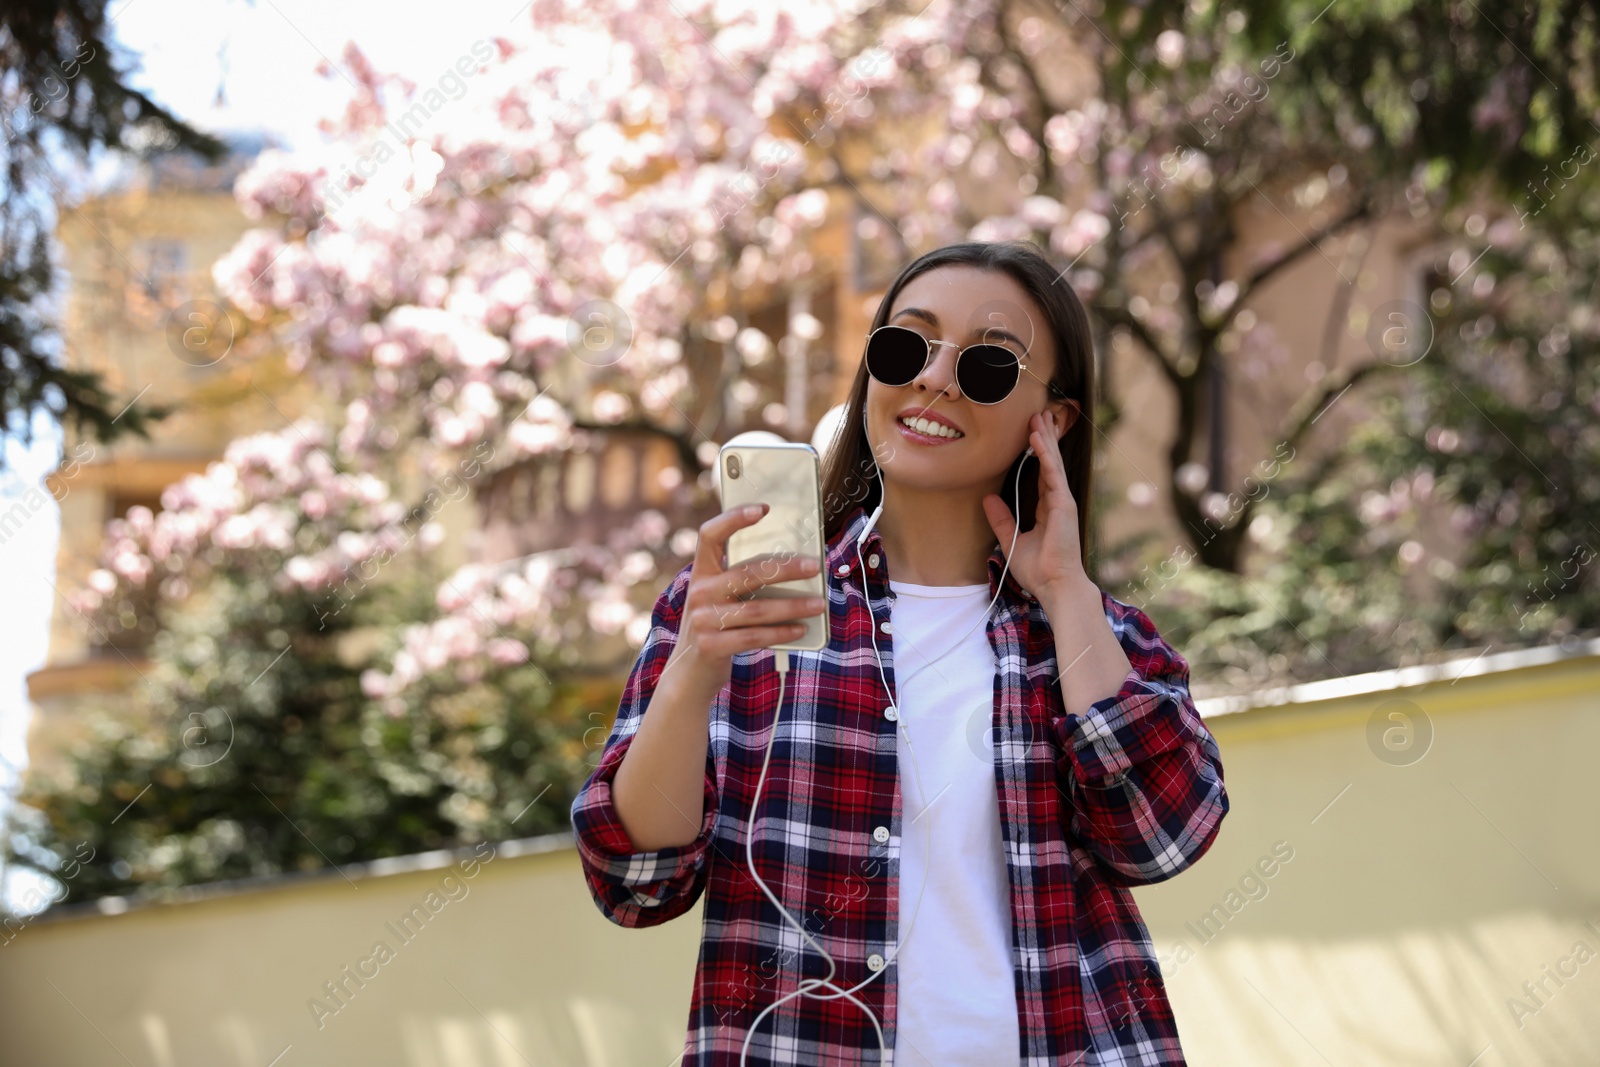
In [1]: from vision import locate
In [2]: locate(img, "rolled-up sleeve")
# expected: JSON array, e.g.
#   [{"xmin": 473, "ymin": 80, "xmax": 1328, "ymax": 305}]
[
  {"xmin": 569, "ymin": 562, "xmax": 720, "ymax": 927},
  {"xmin": 1051, "ymin": 598, "xmax": 1229, "ymax": 886}
]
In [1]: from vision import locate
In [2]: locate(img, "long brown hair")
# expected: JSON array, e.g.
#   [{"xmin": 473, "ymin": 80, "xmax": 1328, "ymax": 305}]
[{"xmin": 818, "ymin": 240, "xmax": 1097, "ymax": 574}]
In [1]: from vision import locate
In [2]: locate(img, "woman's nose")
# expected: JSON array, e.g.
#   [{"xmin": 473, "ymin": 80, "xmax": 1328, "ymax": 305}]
[{"xmin": 911, "ymin": 340, "xmax": 961, "ymax": 399}]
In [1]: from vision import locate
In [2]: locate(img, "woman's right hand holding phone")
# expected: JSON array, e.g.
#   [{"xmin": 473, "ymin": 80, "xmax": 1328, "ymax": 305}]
[
  {"xmin": 612, "ymin": 503, "xmax": 823, "ymax": 851},
  {"xmin": 665, "ymin": 503, "xmax": 825, "ymax": 699}
]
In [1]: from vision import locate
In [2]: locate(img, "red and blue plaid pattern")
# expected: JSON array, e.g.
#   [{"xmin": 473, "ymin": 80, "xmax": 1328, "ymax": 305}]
[{"xmin": 571, "ymin": 503, "xmax": 1229, "ymax": 1065}]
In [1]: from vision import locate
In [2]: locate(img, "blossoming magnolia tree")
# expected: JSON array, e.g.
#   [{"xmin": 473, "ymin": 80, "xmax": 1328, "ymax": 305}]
[
  {"xmin": 195, "ymin": 1, "xmax": 1004, "ymax": 714},
  {"xmin": 197, "ymin": 0, "xmax": 1373, "ymax": 704}
]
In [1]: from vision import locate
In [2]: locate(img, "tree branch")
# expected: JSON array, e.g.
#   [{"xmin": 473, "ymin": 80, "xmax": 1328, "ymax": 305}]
[
  {"xmin": 1276, "ymin": 358, "xmax": 1392, "ymax": 460},
  {"xmin": 993, "ymin": 0, "xmax": 1057, "ymax": 189},
  {"xmin": 1225, "ymin": 195, "xmax": 1373, "ymax": 335},
  {"xmin": 1089, "ymin": 301, "xmax": 1182, "ymax": 386}
]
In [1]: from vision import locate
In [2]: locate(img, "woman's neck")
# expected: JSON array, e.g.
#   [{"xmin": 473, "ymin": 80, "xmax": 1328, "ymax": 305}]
[{"xmin": 872, "ymin": 482, "xmax": 998, "ymax": 586}]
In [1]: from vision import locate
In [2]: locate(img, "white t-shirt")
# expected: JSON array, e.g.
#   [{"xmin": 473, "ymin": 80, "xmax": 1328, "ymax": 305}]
[{"xmin": 887, "ymin": 579, "xmax": 1020, "ymax": 1065}]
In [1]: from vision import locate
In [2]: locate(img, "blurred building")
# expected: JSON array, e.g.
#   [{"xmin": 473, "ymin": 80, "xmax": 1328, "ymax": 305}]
[{"xmin": 23, "ymin": 136, "xmax": 320, "ymax": 784}]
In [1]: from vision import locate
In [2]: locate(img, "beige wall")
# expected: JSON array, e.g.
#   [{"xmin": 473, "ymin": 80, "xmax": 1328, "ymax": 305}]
[
  {"xmin": 4, "ymin": 640, "xmax": 1597, "ymax": 1065},
  {"xmin": 1137, "ymin": 639, "xmax": 1600, "ymax": 1065},
  {"xmin": 0, "ymin": 836, "xmax": 703, "ymax": 1067}
]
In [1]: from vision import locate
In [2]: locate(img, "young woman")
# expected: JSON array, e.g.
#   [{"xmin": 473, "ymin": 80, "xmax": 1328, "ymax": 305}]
[{"xmin": 572, "ymin": 240, "xmax": 1229, "ymax": 1065}]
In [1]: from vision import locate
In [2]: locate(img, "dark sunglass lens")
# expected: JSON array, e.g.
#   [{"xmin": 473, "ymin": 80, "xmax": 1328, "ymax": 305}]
[
  {"xmin": 865, "ymin": 327, "xmax": 927, "ymax": 386},
  {"xmin": 959, "ymin": 345, "xmax": 1021, "ymax": 404}
]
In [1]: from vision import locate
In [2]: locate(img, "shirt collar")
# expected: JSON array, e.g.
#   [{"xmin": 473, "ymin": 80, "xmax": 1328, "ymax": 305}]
[{"xmin": 826, "ymin": 503, "xmax": 1037, "ymax": 606}]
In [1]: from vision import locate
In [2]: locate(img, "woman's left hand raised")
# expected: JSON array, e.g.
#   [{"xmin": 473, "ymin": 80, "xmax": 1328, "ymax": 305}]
[{"xmin": 981, "ymin": 410, "xmax": 1090, "ymax": 607}]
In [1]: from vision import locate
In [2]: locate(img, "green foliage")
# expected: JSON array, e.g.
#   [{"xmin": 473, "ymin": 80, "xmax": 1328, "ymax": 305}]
[
  {"xmin": 1109, "ymin": 450, "xmax": 1424, "ymax": 693},
  {"xmin": 1356, "ymin": 217, "xmax": 1600, "ymax": 644},
  {"xmin": 1105, "ymin": 0, "xmax": 1600, "ymax": 204},
  {"xmin": 3, "ymin": 538, "xmax": 601, "ymax": 908},
  {"xmin": 1108, "ymin": 210, "xmax": 1600, "ymax": 691},
  {"xmin": 1081, "ymin": 0, "xmax": 1600, "ymax": 680}
]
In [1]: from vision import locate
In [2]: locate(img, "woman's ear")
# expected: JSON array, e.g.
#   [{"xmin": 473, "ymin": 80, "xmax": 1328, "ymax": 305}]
[{"xmin": 1049, "ymin": 398, "xmax": 1081, "ymax": 439}]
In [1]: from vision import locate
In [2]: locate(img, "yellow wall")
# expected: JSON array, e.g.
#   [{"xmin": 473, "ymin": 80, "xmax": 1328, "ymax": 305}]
[
  {"xmin": 0, "ymin": 835, "xmax": 705, "ymax": 1065},
  {"xmin": 1136, "ymin": 639, "xmax": 1600, "ymax": 1065},
  {"xmin": 3, "ymin": 641, "xmax": 1596, "ymax": 1065}
]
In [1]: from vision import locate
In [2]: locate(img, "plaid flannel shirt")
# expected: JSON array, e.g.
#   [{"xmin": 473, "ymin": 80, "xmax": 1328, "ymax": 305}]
[{"xmin": 571, "ymin": 503, "xmax": 1229, "ymax": 1065}]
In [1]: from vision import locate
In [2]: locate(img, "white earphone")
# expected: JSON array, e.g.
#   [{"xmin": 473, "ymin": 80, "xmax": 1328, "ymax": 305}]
[{"xmin": 738, "ymin": 405, "xmax": 1043, "ymax": 1064}]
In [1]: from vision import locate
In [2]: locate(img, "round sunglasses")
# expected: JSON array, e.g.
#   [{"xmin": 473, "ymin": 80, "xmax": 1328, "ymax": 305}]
[{"xmin": 863, "ymin": 324, "xmax": 1067, "ymax": 405}]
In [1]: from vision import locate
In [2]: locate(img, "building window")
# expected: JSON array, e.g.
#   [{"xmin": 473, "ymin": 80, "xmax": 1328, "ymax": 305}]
[
  {"xmin": 563, "ymin": 451, "xmax": 595, "ymax": 513},
  {"xmin": 600, "ymin": 443, "xmax": 637, "ymax": 509},
  {"xmin": 138, "ymin": 239, "xmax": 188, "ymax": 301},
  {"xmin": 107, "ymin": 490, "xmax": 164, "ymax": 524},
  {"xmin": 537, "ymin": 460, "xmax": 560, "ymax": 516}
]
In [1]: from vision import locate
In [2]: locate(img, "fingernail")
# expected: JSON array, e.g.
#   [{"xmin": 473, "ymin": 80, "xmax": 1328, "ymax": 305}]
[{"xmin": 746, "ymin": 504, "xmax": 762, "ymax": 517}]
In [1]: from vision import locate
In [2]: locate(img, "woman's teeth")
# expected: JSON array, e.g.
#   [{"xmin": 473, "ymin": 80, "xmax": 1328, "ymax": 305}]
[{"xmin": 899, "ymin": 415, "xmax": 963, "ymax": 439}]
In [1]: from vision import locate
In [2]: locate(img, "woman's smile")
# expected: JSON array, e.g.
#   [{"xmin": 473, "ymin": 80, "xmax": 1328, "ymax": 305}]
[{"xmin": 896, "ymin": 408, "xmax": 966, "ymax": 444}]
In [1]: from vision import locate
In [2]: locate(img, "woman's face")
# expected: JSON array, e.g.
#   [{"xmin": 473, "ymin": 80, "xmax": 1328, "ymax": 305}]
[{"xmin": 865, "ymin": 264, "xmax": 1072, "ymax": 496}]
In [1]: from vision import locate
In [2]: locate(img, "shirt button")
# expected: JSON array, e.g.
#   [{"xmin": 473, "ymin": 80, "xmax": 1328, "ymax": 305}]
[
  {"xmin": 835, "ymin": 563, "xmax": 850, "ymax": 576},
  {"xmin": 867, "ymin": 953, "xmax": 886, "ymax": 972},
  {"xmin": 867, "ymin": 552, "xmax": 880, "ymax": 568},
  {"xmin": 884, "ymin": 706, "xmax": 899, "ymax": 722},
  {"xmin": 880, "ymin": 620, "xmax": 893, "ymax": 634},
  {"xmin": 872, "ymin": 825, "xmax": 890, "ymax": 843}
]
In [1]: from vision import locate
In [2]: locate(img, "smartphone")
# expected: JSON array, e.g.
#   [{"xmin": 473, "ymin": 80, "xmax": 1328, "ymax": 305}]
[{"xmin": 716, "ymin": 440, "xmax": 829, "ymax": 652}]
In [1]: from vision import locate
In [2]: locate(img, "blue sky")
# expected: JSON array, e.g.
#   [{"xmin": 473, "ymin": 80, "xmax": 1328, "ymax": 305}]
[{"xmin": 0, "ymin": 0, "xmax": 534, "ymax": 900}]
